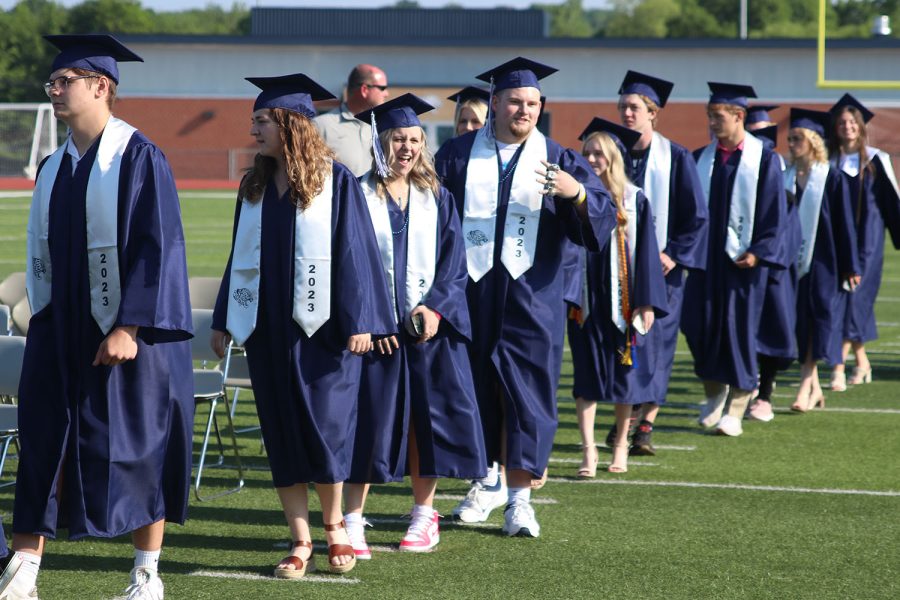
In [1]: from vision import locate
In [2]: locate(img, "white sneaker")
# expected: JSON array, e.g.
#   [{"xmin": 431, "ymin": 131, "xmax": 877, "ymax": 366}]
[
  {"xmin": 345, "ymin": 515, "xmax": 372, "ymax": 560},
  {"xmin": 0, "ymin": 554, "xmax": 39, "ymax": 600},
  {"xmin": 399, "ymin": 510, "xmax": 440, "ymax": 552},
  {"xmin": 451, "ymin": 479, "xmax": 507, "ymax": 523},
  {"xmin": 502, "ymin": 501, "xmax": 540, "ymax": 538},
  {"xmin": 124, "ymin": 567, "xmax": 164, "ymax": 600},
  {"xmin": 715, "ymin": 415, "xmax": 744, "ymax": 437}
]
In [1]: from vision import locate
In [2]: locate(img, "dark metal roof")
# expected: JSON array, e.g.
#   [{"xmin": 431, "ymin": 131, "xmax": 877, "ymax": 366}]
[
  {"xmin": 249, "ymin": 7, "xmax": 547, "ymax": 40},
  {"xmin": 119, "ymin": 32, "xmax": 900, "ymax": 50}
]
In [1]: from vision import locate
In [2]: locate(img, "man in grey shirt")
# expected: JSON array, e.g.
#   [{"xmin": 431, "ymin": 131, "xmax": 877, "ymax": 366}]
[{"xmin": 315, "ymin": 64, "xmax": 389, "ymax": 176}]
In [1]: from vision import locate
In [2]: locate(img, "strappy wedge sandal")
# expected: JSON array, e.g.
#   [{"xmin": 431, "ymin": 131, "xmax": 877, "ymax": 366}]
[
  {"xmin": 274, "ymin": 540, "xmax": 315, "ymax": 579},
  {"xmin": 324, "ymin": 520, "xmax": 357, "ymax": 574}
]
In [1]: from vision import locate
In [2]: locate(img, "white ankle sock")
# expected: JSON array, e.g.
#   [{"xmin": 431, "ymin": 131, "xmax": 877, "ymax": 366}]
[
  {"xmin": 478, "ymin": 461, "xmax": 499, "ymax": 487},
  {"xmin": 508, "ymin": 487, "xmax": 531, "ymax": 505},
  {"xmin": 412, "ymin": 503, "xmax": 434, "ymax": 519},
  {"xmin": 134, "ymin": 549, "xmax": 160, "ymax": 572},
  {"xmin": 9, "ymin": 552, "xmax": 41, "ymax": 592}
]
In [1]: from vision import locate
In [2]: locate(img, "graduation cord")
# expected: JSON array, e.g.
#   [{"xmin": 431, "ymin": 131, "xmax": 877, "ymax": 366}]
[{"xmin": 616, "ymin": 210, "xmax": 634, "ymax": 367}]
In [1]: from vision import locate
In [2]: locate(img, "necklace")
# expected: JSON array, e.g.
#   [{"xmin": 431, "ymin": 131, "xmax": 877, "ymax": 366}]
[
  {"xmin": 391, "ymin": 186, "xmax": 411, "ymax": 236},
  {"xmin": 500, "ymin": 155, "xmax": 520, "ymax": 184}
]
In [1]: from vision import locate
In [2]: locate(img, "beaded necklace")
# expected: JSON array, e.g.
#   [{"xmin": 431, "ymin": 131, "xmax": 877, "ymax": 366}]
[{"xmin": 390, "ymin": 186, "xmax": 411, "ymax": 236}]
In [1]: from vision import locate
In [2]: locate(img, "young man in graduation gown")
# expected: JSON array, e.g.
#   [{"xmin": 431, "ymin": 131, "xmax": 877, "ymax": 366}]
[
  {"xmin": 434, "ymin": 57, "xmax": 616, "ymax": 537},
  {"xmin": 615, "ymin": 71, "xmax": 708, "ymax": 454},
  {"xmin": 682, "ymin": 82, "xmax": 788, "ymax": 437},
  {"xmin": 0, "ymin": 35, "xmax": 193, "ymax": 600}
]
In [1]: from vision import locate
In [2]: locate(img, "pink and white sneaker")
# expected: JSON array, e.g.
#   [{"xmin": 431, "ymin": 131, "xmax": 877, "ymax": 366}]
[
  {"xmin": 344, "ymin": 515, "xmax": 372, "ymax": 560},
  {"xmin": 399, "ymin": 509, "xmax": 440, "ymax": 552}
]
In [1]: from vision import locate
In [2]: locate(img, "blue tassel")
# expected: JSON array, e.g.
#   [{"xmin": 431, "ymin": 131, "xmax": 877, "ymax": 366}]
[{"xmin": 370, "ymin": 111, "xmax": 390, "ymax": 179}]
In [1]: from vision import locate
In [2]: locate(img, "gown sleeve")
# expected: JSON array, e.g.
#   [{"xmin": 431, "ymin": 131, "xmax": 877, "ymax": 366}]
[
  {"xmin": 115, "ymin": 140, "xmax": 192, "ymax": 343},
  {"xmin": 211, "ymin": 196, "xmax": 243, "ymax": 332},
  {"xmin": 747, "ymin": 150, "xmax": 788, "ymax": 269},
  {"xmin": 556, "ymin": 147, "xmax": 617, "ymax": 254},
  {"xmin": 632, "ymin": 192, "xmax": 669, "ymax": 317},
  {"xmin": 665, "ymin": 145, "xmax": 709, "ymax": 270}
]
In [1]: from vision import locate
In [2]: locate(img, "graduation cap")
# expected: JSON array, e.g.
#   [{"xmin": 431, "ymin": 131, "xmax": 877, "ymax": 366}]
[
  {"xmin": 752, "ymin": 124, "xmax": 778, "ymax": 148},
  {"xmin": 447, "ymin": 86, "xmax": 490, "ymax": 105},
  {"xmin": 829, "ymin": 93, "xmax": 874, "ymax": 123},
  {"xmin": 789, "ymin": 108, "xmax": 830, "ymax": 139},
  {"xmin": 354, "ymin": 92, "xmax": 434, "ymax": 131},
  {"xmin": 746, "ymin": 104, "xmax": 779, "ymax": 126},
  {"xmin": 246, "ymin": 73, "xmax": 335, "ymax": 119},
  {"xmin": 475, "ymin": 57, "xmax": 557, "ymax": 92},
  {"xmin": 354, "ymin": 93, "xmax": 435, "ymax": 179},
  {"xmin": 44, "ymin": 34, "xmax": 143, "ymax": 85},
  {"xmin": 578, "ymin": 117, "xmax": 642, "ymax": 160},
  {"xmin": 707, "ymin": 82, "xmax": 757, "ymax": 109},
  {"xmin": 617, "ymin": 71, "xmax": 674, "ymax": 108}
]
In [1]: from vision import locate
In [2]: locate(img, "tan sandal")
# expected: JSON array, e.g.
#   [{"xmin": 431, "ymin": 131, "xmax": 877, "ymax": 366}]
[
  {"xmin": 273, "ymin": 540, "xmax": 315, "ymax": 579},
  {"xmin": 577, "ymin": 444, "xmax": 598, "ymax": 479},
  {"xmin": 607, "ymin": 443, "xmax": 629, "ymax": 474},
  {"xmin": 324, "ymin": 520, "xmax": 357, "ymax": 574}
]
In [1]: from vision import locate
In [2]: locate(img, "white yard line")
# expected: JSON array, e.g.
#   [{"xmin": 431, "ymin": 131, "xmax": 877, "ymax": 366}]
[
  {"xmin": 367, "ymin": 517, "xmax": 500, "ymax": 529},
  {"xmin": 546, "ymin": 477, "xmax": 900, "ymax": 497},
  {"xmin": 188, "ymin": 570, "xmax": 360, "ymax": 584},
  {"xmin": 434, "ymin": 493, "xmax": 558, "ymax": 505},
  {"xmin": 549, "ymin": 457, "xmax": 660, "ymax": 467}
]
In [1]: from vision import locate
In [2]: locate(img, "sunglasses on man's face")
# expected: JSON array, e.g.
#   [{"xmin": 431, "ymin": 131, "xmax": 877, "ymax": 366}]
[{"xmin": 365, "ymin": 83, "xmax": 388, "ymax": 92}]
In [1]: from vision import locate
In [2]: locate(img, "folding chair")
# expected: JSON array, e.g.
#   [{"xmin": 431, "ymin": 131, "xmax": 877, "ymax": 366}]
[
  {"xmin": 11, "ymin": 298, "xmax": 31, "ymax": 337},
  {"xmin": 0, "ymin": 304, "xmax": 11, "ymax": 336},
  {"xmin": 191, "ymin": 309, "xmax": 244, "ymax": 501},
  {"xmin": 188, "ymin": 277, "xmax": 223, "ymax": 310},
  {"xmin": 0, "ymin": 336, "xmax": 26, "ymax": 487},
  {"xmin": 0, "ymin": 272, "xmax": 26, "ymax": 308}
]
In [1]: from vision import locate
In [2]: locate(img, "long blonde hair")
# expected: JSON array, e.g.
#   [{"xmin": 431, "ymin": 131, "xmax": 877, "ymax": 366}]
[
  {"xmin": 584, "ymin": 131, "xmax": 629, "ymax": 232},
  {"xmin": 373, "ymin": 126, "xmax": 441, "ymax": 199},
  {"xmin": 239, "ymin": 108, "xmax": 335, "ymax": 209},
  {"xmin": 454, "ymin": 98, "xmax": 488, "ymax": 131}
]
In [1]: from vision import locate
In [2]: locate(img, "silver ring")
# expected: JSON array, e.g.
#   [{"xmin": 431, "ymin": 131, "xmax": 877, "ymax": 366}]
[
  {"xmin": 547, "ymin": 163, "xmax": 560, "ymax": 172},
  {"xmin": 546, "ymin": 170, "xmax": 556, "ymax": 181}
]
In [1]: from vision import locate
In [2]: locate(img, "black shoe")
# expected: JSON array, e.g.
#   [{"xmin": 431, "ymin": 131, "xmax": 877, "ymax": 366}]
[
  {"xmin": 604, "ymin": 425, "xmax": 617, "ymax": 448},
  {"xmin": 629, "ymin": 421, "xmax": 656, "ymax": 456}
]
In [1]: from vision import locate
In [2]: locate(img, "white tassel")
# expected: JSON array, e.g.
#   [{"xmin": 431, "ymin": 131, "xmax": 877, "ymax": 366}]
[
  {"xmin": 371, "ymin": 112, "xmax": 390, "ymax": 179},
  {"xmin": 484, "ymin": 76, "xmax": 495, "ymax": 141}
]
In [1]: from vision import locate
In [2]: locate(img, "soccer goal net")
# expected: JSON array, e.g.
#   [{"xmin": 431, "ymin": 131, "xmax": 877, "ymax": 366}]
[{"xmin": 0, "ymin": 103, "xmax": 60, "ymax": 179}]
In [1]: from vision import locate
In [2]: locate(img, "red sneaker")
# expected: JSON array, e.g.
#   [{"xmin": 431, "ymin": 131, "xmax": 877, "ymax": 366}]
[{"xmin": 399, "ymin": 510, "xmax": 440, "ymax": 552}]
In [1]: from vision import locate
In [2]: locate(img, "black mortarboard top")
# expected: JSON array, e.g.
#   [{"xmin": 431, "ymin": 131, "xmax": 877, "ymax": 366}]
[
  {"xmin": 246, "ymin": 73, "xmax": 335, "ymax": 119},
  {"xmin": 707, "ymin": 82, "xmax": 757, "ymax": 109},
  {"xmin": 447, "ymin": 86, "xmax": 490, "ymax": 104},
  {"xmin": 829, "ymin": 93, "xmax": 874, "ymax": 123},
  {"xmin": 618, "ymin": 71, "xmax": 674, "ymax": 108},
  {"xmin": 475, "ymin": 57, "xmax": 557, "ymax": 92},
  {"xmin": 753, "ymin": 124, "xmax": 778, "ymax": 148},
  {"xmin": 44, "ymin": 34, "xmax": 143, "ymax": 85},
  {"xmin": 746, "ymin": 104, "xmax": 779, "ymax": 126},
  {"xmin": 578, "ymin": 117, "xmax": 642, "ymax": 151},
  {"xmin": 355, "ymin": 93, "xmax": 435, "ymax": 131},
  {"xmin": 790, "ymin": 108, "xmax": 830, "ymax": 139}
]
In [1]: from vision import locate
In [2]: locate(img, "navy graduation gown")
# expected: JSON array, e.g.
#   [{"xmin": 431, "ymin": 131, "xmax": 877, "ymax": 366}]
[
  {"xmin": 576, "ymin": 192, "xmax": 669, "ymax": 404},
  {"xmin": 212, "ymin": 163, "xmax": 395, "ymax": 485},
  {"xmin": 627, "ymin": 138, "xmax": 708, "ymax": 404},
  {"xmin": 757, "ymin": 191, "xmax": 801, "ymax": 366},
  {"xmin": 796, "ymin": 168, "xmax": 859, "ymax": 364},
  {"xmin": 350, "ymin": 185, "xmax": 486, "ymax": 483},
  {"xmin": 832, "ymin": 154, "xmax": 900, "ymax": 344},
  {"xmin": 435, "ymin": 131, "xmax": 616, "ymax": 477},
  {"xmin": 682, "ymin": 144, "xmax": 787, "ymax": 391},
  {"xmin": 15, "ymin": 132, "xmax": 193, "ymax": 540}
]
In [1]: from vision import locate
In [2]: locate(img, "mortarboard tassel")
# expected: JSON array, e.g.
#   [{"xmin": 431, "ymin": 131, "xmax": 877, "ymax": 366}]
[
  {"xmin": 370, "ymin": 111, "xmax": 390, "ymax": 179},
  {"xmin": 484, "ymin": 75, "xmax": 495, "ymax": 141}
]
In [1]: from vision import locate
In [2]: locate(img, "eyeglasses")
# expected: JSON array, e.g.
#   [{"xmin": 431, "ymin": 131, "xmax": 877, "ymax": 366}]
[
  {"xmin": 364, "ymin": 83, "xmax": 388, "ymax": 92},
  {"xmin": 43, "ymin": 75, "xmax": 99, "ymax": 96}
]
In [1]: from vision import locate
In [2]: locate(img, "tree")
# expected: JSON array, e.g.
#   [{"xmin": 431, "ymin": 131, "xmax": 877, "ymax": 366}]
[
  {"xmin": 0, "ymin": 0, "xmax": 70, "ymax": 101},
  {"xmin": 533, "ymin": 0, "xmax": 594, "ymax": 38},
  {"xmin": 67, "ymin": 0, "xmax": 154, "ymax": 34},
  {"xmin": 604, "ymin": 0, "xmax": 681, "ymax": 38}
]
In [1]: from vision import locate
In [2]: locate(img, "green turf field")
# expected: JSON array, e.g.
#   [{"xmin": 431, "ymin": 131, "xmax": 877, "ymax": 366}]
[{"xmin": 0, "ymin": 191, "xmax": 898, "ymax": 599}]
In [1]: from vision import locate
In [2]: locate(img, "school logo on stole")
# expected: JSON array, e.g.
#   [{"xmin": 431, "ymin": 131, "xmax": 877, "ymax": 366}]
[
  {"xmin": 467, "ymin": 229, "xmax": 489, "ymax": 247},
  {"xmin": 232, "ymin": 288, "xmax": 254, "ymax": 308}
]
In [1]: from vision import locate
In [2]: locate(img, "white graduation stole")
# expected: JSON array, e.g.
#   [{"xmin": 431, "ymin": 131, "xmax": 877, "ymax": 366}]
[
  {"xmin": 26, "ymin": 116, "xmax": 136, "ymax": 334},
  {"xmin": 462, "ymin": 126, "xmax": 547, "ymax": 281},
  {"xmin": 361, "ymin": 174, "xmax": 438, "ymax": 321},
  {"xmin": 644, "ymin": 131, "xmax": 671, "ymax": 251},
  {"xmin": 786, "ymin": 162, "xmax": 829, "ymax": 278},
  {"xmin": 609, "ymin": 184, "xmax": 647, "ymax": 335},
  {"xmin": 871, "ymin": 147, "xmax": 900, "ymax": 198},
  {"xmin": 697, "ymin": 133, "xmax": 763, "ymax": 261},
  {"xmin": 226, "ymin": 169, "xmax": 333, "ymax": 345}
]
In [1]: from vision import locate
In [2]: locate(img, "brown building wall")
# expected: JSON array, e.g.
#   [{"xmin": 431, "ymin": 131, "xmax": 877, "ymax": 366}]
[{"xmin": 113, "ymin": 95, "xmax": 900, "ymax": 181}]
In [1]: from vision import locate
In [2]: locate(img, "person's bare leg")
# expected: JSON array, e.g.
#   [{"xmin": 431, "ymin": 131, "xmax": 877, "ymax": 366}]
[
  {"xmin": 343, "ymin": 483, "xmax": 370, "ymax": 516},
  {"xmin": 608, "ymin": 403, "xmax": 631, "ymax": 473},
  {"xmin": 132, "ymin": 520, "xmax": 165, "ymax": 552},
  {"xmin": 575, "ymin": 397, "xmax": 598, "ymax": 476},
  {"xmin": 10, "ymin": 534, "xmax": 44, "ymax": 557},
  {"xmin": 409, "ymin": 425, "xmax": 438, "ymax": 507},
  {"xmin": 275, "ymin": 484, "xmax": 313, "ymax": 571},
  {"xmin": 316, "ymin": 482, "xmax": 353, "ymax": 568},
  {"xmin": 641, "ymin": 402, "xmax": 660, "ymax": 423}
]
